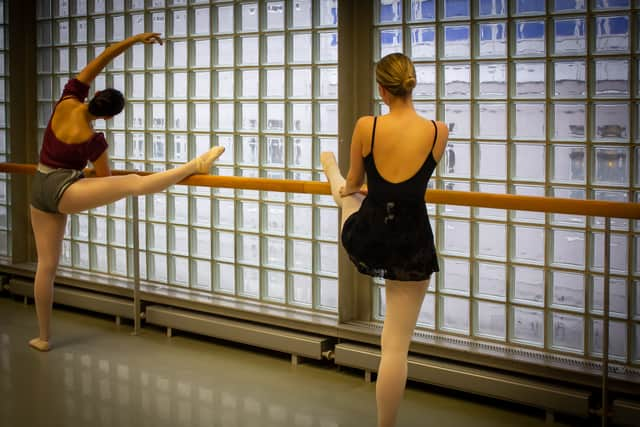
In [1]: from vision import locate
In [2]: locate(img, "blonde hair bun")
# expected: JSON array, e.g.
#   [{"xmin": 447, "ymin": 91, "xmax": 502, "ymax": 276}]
[{"xmin": 375, "ymin": 53, "xmax": 417, "ymax": 97}]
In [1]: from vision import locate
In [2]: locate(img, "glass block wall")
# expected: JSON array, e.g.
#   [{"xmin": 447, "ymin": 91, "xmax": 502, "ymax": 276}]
[
  {"xmin": 374, "ymin": 0, "xmax": 639, "ymax": 367},
  {"xmin": 0, "ymin": 0, "xmax": 9, "ymax": 258},
  {"xmin": 35, "ymin": 0, "xmax": 339, "ymax": 313}
]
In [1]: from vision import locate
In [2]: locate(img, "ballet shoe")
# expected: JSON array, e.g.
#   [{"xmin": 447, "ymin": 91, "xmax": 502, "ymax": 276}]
[
  {"xmin": 29, "ymin": 337, "xmax": 50, "ymax": 352},
  {"xmin": 194, "ymin": 146, "xmax": 225, "ymax": 174}
]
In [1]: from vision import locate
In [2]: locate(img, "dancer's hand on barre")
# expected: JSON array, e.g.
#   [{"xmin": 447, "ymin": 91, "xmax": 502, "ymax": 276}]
[
  {"xmin": 134, "ymin": 32, "xmax": 163, "ymax": 45},
  {"xmin": 339, "ymin": 184, "xmax": 367, "ymax": 197}
]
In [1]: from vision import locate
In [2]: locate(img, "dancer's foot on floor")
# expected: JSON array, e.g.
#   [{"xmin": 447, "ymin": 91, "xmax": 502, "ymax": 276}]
[
  {"xmin": 320, "ymin": 151, "xmax": 345, "ymax": 206},
  {"xmin": 29, "ymin": 337, "xmax": 50, "ymax": 352},
  {"xmin": 193, "ymin": 146, "xmax": 225, "ymax": 174}
]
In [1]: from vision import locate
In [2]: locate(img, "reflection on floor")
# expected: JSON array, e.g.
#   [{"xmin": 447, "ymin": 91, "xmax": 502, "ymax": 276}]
[{"xmin": 0, "ymin": 296, "xmax": 568, "ymax": 427}]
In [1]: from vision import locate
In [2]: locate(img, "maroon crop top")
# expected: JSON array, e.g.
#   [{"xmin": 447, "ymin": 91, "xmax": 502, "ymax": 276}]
[{"xmin": 39, "ymin": 79, "xmax": 108, "ymax": 171}]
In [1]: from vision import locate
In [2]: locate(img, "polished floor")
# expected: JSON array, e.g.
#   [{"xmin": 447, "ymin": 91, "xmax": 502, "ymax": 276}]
[{"xmin": 0, "ymin": 295, "xmax": 574, "ymax": 427}]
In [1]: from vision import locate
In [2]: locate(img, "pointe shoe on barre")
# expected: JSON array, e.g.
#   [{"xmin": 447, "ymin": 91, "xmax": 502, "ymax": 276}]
[
  {"xmin": 320, "ymin": 151, "xmax": 338, "ymax": 171},
  {"xmin": 194, "ymin": 146, "xmax": 225, "ymax": 174}
]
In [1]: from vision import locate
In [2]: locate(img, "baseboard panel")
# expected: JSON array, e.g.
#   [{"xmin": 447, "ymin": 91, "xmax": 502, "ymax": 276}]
[
  {"xmin": 613, "ymin": 399, "xmax": 640, "ymax": 426},
  {"xmin": 8, "ymin": 278, "xmax": 134, "ymax": 319},
  {"xmin": 145, "ymin": 305, "xmax": 333, "ymax": 360},
  {"xmin": 334, "ymin": 342, "xmax": 591, "ymax": 417}
]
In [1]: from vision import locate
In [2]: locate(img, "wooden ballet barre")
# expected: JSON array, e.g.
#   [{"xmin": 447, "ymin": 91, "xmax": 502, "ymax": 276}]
[{"xmin": 1, "ymin": 162, "xmax": 639, "ymax": 219}]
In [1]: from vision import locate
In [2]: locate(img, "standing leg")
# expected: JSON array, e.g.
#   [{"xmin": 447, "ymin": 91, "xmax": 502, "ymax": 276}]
[
  {"xmin": 376, "ymin": 279, "xmax": 428, "ymax": 427},
  {"xmin": 29, "ymin": 206, "xmax": 68, "ymax": 351},
  {"xmin": 320, "ymin": 152, "xmax": 364, "ymax": 227},
  {"xmin": 58, "ymin": 146, "xmax": 224, "ymax": 214}
]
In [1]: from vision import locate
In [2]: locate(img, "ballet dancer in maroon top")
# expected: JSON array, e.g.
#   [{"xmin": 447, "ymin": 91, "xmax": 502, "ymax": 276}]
[{"xmin": 29, "ymin": 33, "xmax": 224, "ymax": 352}]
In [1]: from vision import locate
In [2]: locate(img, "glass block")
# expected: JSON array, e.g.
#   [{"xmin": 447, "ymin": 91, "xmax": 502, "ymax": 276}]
[
  {"xmin": 591, "ymin": 232, "xmax": 629, "ymax": 274},
  {"xmin": 476, "ymin": 222, "xmax": 506, "ymax": 260},
  {"xmin": 214, "ymin": 70, "xmax": 234, "ymax": 99},
  {"xmin": 516, "ymin": 0, "xmax": 545, "ymax": 14},
  {"xmin": 379, "ymin": 28, "xmax": 403, "ymax": 58},
  {"xmin": 442, "ymin": 219, "xmax": 470, "ymax": 256},
  {"xmin": 477, "ymin": 63, "xmax": 506, "ymax": 98},
  {"xmin": 290, "ymin": 239, "xmax": 312, "ymax": 272},
  {"xmin": 379, "ymin": 0, "xmax": 402, "ymax": 23},
  {"xmin": 416, "ymin": 293, "xmax": 435, "ymax": 328},
  {"xmin": 442, "ymin": 257, "xmax": 470, "ymax": 295},
  {"xmin": 408, "ymin": 64, "xmax": 435, "ymax": 99},
  {"xmin": 319, "ymin": 103, "xmax": 338, "ymax": 134},
  {"xmin": 241, "ymin": 3, "xmax": 258, "ymax": 32},
  {"xmin": 410, "ymin": 0, "xmax": 435, "ymax": 21},
  {"xmin": 290, "ymin": 205, "xmax": 312, "ymax": 238},
  {"xmin": 514, "ymin": 20, "xmax": 545, "ymax": 56},
  {"xmin": 151, "ymin": 12, "xmax": 165, "ymax": 34},
  {"xmin": 238, "ymin": 234, "xmax": 259, "ymax": 266},
  {"xmin": 554, "ymin": 0, "xmax": 586, "ymax": 11},
  {"xmin": 216, "ymin": 38, "xmax": 234, "ymax": 66},
  {"xmin": 592, "ymin": 189, "xmax": 629, "ymax": 231},
  {"xmin": 512, "ymin": 144, "xmax": 545, "ymax": 182},
  {"xmin": 239, "ymin": 266, "xmax": 259, "ymax": 298},
  {"xmin": 169, "ymin": 225, "xmax": 189, "ymax": 255},
  {"xmin": 191, "ymin": 259, "xmax": 211, "ymax": 291},
  {"xmin": 109, "ymin": 247, "xmax": 127, "ymax": 277},
  {"xmin": 444, "ymin": 0, "xmax": 470, "ymax": 18},
  {"xmin": 215, "ymin": 263, "xmax": 235, "ymax": 294},
  {"xmin": 291, "ymin": 273, "xmax": 312, "ymax": 306},
  {"xmin": 72, "ymin": 241, "xmax": 90, "ymax": 269},
  {"xmin": 591, "ymin": 276, "xmax": 628, "ymax": 317},
  {"xmin": 513, "ymin": 103, "xmax": 545, "ymax": 140},
  {"xmin": 318, "ymin": 67, "xmax": 338, "ymax": 98},
  {"xmin": 318, "ymin": 242, "xmax": 338, "ymax": 276},
  {"xmin": 191, "ymin": 197, "xmax": 211, "ymax": 228},
  {"xmin": 552, "ymin": 145, "xmax": 585, "ymax": 183},
  {"xmin": 477, "ymin": 0, "xmax": 506, "ymax": 16},
  {"xmin": 551, "ymin": 270, "xmax": 585, "ymax": 310},
  {"xmin": 319, "ymin": 278, "xmax": 337, "ymax": 310},
  {"xmin": 593, "ymin": 146, "xmax": 629, "ymax": 186},
  {"xmin": 440, "ymin": 295, "xmax": 470, "ymax": 334},
  {"xmin": 264, "ymin": 270, "xmax": 285, "ymax": 301},
  {"xmin": 148, "ymin": 223, "xmax": 167, "ymax": 252},
  {"xmin": 443, "ymin": 64, "xmax": 470, "ymax": 99},
  {"xmin": 90, "ymin": 244, "xmax": 108, "ymax": 272},
  {"xmin": 477, "ymin": 22, "xmax": 507, "ymax": 57},
  {"xmin": 215, "ymin": 5, "xmax": 233, "ymax": 33},
  {"xmin": 214, "ymin": 198, "xmax": 235, "ymax": 229},
  {"xmin": 264, "ymin": 136, "xmax": 284, "ymax": 166},
  {"xmin": 291, "ymin": 33, "xmax": 312, "ymax": 63},
  {"xmin": 512, "ymin": 226, "xmax": 545, "ymax": 265},
  {"xmin": 551, "ymin": 187, "xmax": 586, "ymax": 227},
  {"xmin": 511, "ymin": 307, "xmax": 544, "ymax": 346},
  {"xmin": 551, "ymin": 312, "xmax": 584, "ymax": 353},
  {"xmin": 594, "ymin": 16, "xmax": 629, "ymax": 53},
  {"xmin": 553, "ymin": 103, "xmax": 585, "ymax": 141},
  {"xmin": 170, "ymin": 9, "xmax": 187, "ymax": 37},
  {"xmin": 554, "ymin": 18, "xmax": 586, "ymax": 55},
  {"xmin": 410, "ymin": 27, "xmax": 436, "ymax": 60},
  {"xmin": 551, "ymin": 228, "xmax": 585, "ymax": 269},
  {"xmin": 590, "ymin": 319, "xmax": 627, "ymax": 360},
  {"xmin": 475, "ymin": 262, "xmax": 506, "ymax": 300},
  {"xmin": 266, "ymin": 1, "xmax": 285, "ymax": 30},
  {"xmin": 595, "ymin": 59, "xmax": 629, "ymax": 97},
  {"xmin": 317, "ymin": 207, "xmax": 338, "ymax": 241},
  {"xmin": 265, "ymin": 35, "xmax": 285, "ymax": 64},
  {"xmin": 56, "ymin": 47, "xmax": 69, "ymax": 73},
  {"xmin": 475, "ymin": 142, "xmax": 506, "ymax": 178},
  {"xmin": 291, "ymin": 68, "xmax": 312, "ymax": 98},
  {"xmin": 148, "ymin": 253, "xmax": 167, "ymax": 283},
  {"xmin": 263, "ymin": 237, "xmax": 285, "ymax": 268},
  {"xmin": 265, "ymin": 69, "xmax": 285, "ymax": 98},
  {"xmin": 241, "ymin": 36, "xmax": 259, "ymax": 65},
  {"xmin": 239, "ymin": 69, "xmax": 259, "ymax": 99},
  {"xmin": 474, "ymin": 301, "xmax": 506, "ymax": 340},
  {"xmin": 291, "ymin": 0, "xmax": 312, "ymax": 28},
  {"xmin": 514, "ymin": 62, "xmax": 545, "ymax": 98},
  {"xmin": 171, "ymin": 71, "xmax": 187, "ymax": 99},
  {"xmin": 477, "ymin": 104, "xmax": 507, "ymax": 140},
  {"xmin": 193, "ymin": 40, "xmax": 211, "ymax": 68},
  {"xmin": 443, "ymin": 25, "xmax": 470, "ymax": 58},
  {"xmin": 238, "ymin": 201, "xmax": 259, "ymax": 232},
  {"xmin": 511, "ymin": 185, "xmax": 545, "ymax": 223},
  {"xmin": 443, "ymin": 103, "xmax": 470, "ymax": 139},
  {"xmin": 319, "ymin": 32, "xmax": 338, "ymax": 62}
]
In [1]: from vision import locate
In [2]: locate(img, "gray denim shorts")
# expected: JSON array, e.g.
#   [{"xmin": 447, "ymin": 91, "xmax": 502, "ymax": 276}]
[{"xmin": 30, "ymin": 165, "xmax": 84, "ymax": 213}]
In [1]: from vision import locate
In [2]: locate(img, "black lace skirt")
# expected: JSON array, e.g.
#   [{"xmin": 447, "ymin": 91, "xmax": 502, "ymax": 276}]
[{"xmin": 341, "ymin": 197, "xmax": 439, "ymax": 281}]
